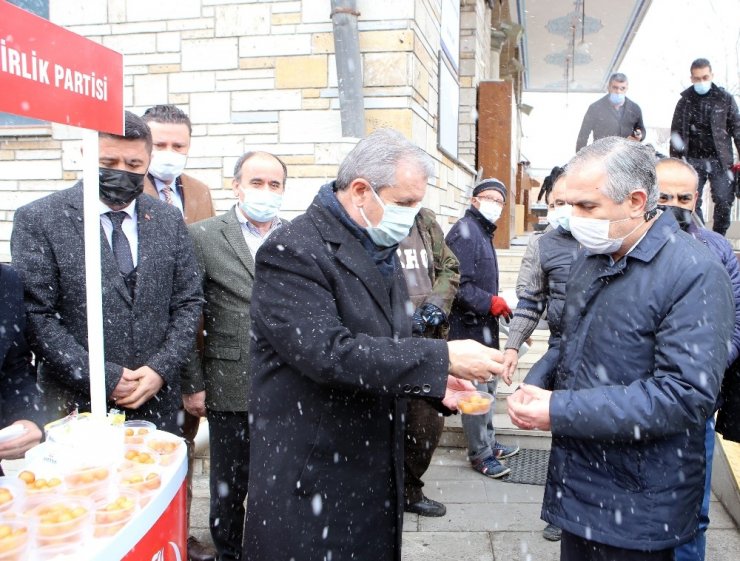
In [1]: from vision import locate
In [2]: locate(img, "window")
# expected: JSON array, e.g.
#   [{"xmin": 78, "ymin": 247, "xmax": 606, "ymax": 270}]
[{"xmin": 0, "ymin": 0, "xmax": 50, "ymax": 126}]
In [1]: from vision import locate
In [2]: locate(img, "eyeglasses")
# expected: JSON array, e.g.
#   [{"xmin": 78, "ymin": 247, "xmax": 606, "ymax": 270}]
[
  {"xmin": 658, "ymin": 192, "xmax": 693, "ymax": 203},
  {"xmin": 475, "ymin": 196, "xmax": 505, "ymax": 206}
]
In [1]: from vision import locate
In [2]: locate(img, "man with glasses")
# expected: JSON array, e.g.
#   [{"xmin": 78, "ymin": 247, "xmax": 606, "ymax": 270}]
[
  {"xmin": 576, "ymin": 72, "xmax": 646, "ymax": 152},
  {"xmin": 656, "ymin": 157, "xmax": 740, "ymax": 561},
  {"xmin": 446, "ymin": 178, "xmax": 519, "ymax": 479},
  {"xmin": 670, "ymin": 58, "xmax": 740, "ymax": 235}
]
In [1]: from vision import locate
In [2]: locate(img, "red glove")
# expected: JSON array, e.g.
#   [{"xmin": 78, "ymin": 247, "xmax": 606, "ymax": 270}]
[{"xmin": 490, "ymin": 296, "xmax": 513, "ymax": 320}]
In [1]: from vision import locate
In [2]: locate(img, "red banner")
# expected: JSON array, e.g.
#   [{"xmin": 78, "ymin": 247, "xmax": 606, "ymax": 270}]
[{"xmin": 0, "ymin": 1, "xmax": 123, "ymax": 134}]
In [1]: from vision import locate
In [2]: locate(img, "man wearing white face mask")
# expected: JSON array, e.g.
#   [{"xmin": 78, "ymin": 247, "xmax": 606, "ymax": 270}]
[
  {"xmin": 446, "ymin": 178, "xmax": 519, "ymax": 479},
  {"xmin": 508, "ymin": 137, "xmax": 734, "ymax": 561},
  {"xmin": 142, "ymin": 105, "xmax": 215, "ymax": 225},
  {"xmin": 184, "ymin": 150, "xmax": 287, "ymax": 561},
  {"xmin": 670, "ymin": 58, "xmax": 740, "ymax": 235},
  {"xmin": 243, "ymin": 129, "xmax": 505, "ymax": 561},
  {"xmin": 142, "ymin": 104, "xmax": 217, "ymax": 561}
]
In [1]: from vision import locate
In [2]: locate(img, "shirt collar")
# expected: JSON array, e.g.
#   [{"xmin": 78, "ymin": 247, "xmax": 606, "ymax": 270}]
[
  {"xmin": 234, "ymin": 204, "xmax": 281, "ymax": 233},
  {"xmin": 99, "ymin": 199, "xmax": 137, "ymax": 219}
]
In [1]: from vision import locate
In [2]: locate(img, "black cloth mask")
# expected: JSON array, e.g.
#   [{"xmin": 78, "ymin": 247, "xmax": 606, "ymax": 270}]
[
  {"xmin": 658, "ymin": 204, "xmax": 693, "ymax": 231},
  {"xmin": 99, "ymin": 168, "xmax": 145, "ymax": 207}
]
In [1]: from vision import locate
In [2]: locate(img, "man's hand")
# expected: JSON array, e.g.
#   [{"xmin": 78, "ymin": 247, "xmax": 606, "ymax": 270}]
[
  {"xmin": 442, "ymin": 376, "xmax": 476, "ymax": 411},
  {"xmin": 627, "ymin": 129, "xmax": 643, "ymax": 142},
  {"xmin": 501, "ymin": 348, "xmax": 519, "ymax": 385},
  {"xmin": 111, "ymin": 367, "xmax": 139, "ymax": 400},
  {"xmin": 490, "ymin": 296, "xmax": 513, "ymax": 321},
  {"xmin": 507, "ymin": 384, "xmax": 552, "ymax": 430},
  {"xmin": 115, "ymin": 366, "xmax": 165, "ymax": 410},
  {"xmin": 0, "ymin": 420, "xmax": 42, "ymax": 460},
  {"xmin": 183, "ymin": 391, "xmax": 207, "ymax": 418},
  {"xmin": 447, "ymin": 339, "xmax": 503, "ymax": 383}
]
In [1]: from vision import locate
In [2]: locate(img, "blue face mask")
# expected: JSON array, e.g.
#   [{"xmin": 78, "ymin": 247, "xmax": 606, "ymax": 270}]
[
  {"xmin": 693, "ymin": 81, "xmax": 712, "ymax": 95},
  {"xmin": 609, "ymin": 92, "xmax": 625, "ymax": 105},
  {"xmin": 359, "ymin": 188, "xmax": 420, "ymax": 247},
  {"xmin": 238, "ymin": 187, "xmax": 282, "ymax": 223}
]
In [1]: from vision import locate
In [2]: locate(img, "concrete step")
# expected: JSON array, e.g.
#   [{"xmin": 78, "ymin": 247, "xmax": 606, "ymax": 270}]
[{"xmin": 440, "ymin": 411, "xmax": 552, "ymax": 451}]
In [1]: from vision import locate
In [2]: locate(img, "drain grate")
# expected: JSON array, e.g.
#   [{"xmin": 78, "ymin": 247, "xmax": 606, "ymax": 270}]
[{"xmin": 502, "ymin": 448, "xmax": 550, "ymax": 486}]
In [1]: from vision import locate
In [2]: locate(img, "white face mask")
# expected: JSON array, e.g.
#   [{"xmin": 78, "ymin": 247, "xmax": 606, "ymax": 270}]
[
  {"xmin": 569, "ymin": 215, "xmax": 642, "ymax": 255},
  {"xmin": 359, "ymin": 187, "xmax": 420, "ymax": 248},
  {"xmin": 547, "ymin": 204, "xmax": 572, "ymax": 231},
  {"xmin": 148, "ymin": 150, "xmax": 187, "ymax": 183},
  {"xmin": 238, "ymin": 187, "xmax": 283, "ymax": 223},
  {"xmin": 478, "ymin": 200, "xmax": 502, "ymax": 224}
]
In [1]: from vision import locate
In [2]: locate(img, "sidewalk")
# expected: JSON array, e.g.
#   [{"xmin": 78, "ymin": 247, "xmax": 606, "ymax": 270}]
[{"xmin": 189, "ymin": 446, "xmax": 740, "ymax": 561}]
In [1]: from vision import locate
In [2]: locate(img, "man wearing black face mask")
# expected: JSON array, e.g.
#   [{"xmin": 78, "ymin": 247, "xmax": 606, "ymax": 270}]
[
  {"xmin": 10, "ymin": 111, "xmax": 203, "ymax": 434},
  {"xmin": 656, "ymin": 157, "xmax": 740, "ymax": 561}
]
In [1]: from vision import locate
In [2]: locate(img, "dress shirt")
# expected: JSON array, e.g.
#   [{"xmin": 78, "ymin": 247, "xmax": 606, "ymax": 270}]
[{"xmin": 99, "ymin": 200, "xmax": 139, "ymax": 267}]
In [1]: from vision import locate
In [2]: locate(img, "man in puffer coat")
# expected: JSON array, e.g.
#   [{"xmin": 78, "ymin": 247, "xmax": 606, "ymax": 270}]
[{"xmin": 508, "ymin": 137, "xmax": 734, "ymax": 560}]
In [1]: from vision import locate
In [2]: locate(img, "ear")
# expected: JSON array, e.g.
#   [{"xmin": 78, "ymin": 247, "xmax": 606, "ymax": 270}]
[
  {"xmin": 231, "ymin": 178, "xmax": 241, "ymax": 198},
  {"xmin": 628, "ymin": 189, "xmax": 648, "ymax": 217},
  {"xmin": 348, "ymin": 178, "xmax": 372, "ymax": 207}
]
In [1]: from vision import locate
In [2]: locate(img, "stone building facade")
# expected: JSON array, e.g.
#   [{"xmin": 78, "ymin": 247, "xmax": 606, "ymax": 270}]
[{"xmin": 0, "ymin": 0, "xmax": 497, "ymax": 261}]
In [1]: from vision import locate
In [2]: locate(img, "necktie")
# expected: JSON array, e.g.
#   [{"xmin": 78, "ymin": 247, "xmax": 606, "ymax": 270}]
[
  {"xmin": 107, "ymin": 211, "xmax": 134, "ymax": 276},
  {"xmin": 161, "ymin": 184, "xmax": 173, "ymax": 205}
]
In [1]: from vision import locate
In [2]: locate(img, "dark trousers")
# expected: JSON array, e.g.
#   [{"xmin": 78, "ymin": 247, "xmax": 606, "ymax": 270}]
[
  {"xmin": 403, "ymin": 398, "xmax": 444, "ymax": 504},
  {"xmin": 687, "ymin": 157, "xmax": 734, "ymax": 235},
  {"xmin": 181, "ymin": 409, "xmax": 200, "ymax": 535},
  {"xmin": 208, "ymin": 410, "xmax": 250, "ymax": 561},
  {"xmin": 561, "ymin": 530, "xmax": 675, "ymax": 561}
]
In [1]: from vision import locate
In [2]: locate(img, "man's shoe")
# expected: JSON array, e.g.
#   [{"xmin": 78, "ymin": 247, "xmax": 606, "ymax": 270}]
[
  {"xmin": 492, "ymin": 441, "xmax": 520, "ymax": 460},
  {"xmin": 472, "ymin": 455, "xmax": 511, "ymax": 479},
  {"xmin": 404, "ymin": 496, "xmax": 446, "ymax": 517},
  {"xmin": 187, "ymin": 536, "xmax": 216, "ymax": 561},
  {"xmin": 542, "ymin": 524, "xmax": 562, "ymax": 542}
]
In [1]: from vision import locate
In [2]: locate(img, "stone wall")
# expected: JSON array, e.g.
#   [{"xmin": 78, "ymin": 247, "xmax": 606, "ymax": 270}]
[{"xmin": 0, "ymin": 0, "xmax": 494, "ymax": 260}]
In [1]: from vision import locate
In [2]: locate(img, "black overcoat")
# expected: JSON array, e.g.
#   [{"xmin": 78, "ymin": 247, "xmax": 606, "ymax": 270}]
[{"xmin": 244, "ymin": 196, "xmax": 448, "ymax": 561}]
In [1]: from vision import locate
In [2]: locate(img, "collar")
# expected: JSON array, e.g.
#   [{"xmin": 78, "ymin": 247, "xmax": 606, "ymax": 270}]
[
  {"xmin": 611, "ymin": 209, "xmax": 674, "ymax": 264},
  {"xmin": 234, "ymin": 204, "xmax": 282, "ymax": 232},
  {"xmin": 99, "ymin": 199, "xmax": 136, "ymax": 219},
  {"xmin": 467, "ymin": 206, "xmax": 497, "ymax": 235}
]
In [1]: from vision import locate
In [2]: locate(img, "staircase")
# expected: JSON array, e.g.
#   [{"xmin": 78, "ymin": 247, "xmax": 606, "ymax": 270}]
[{"xmin": 440, "ymin": 244, "xmax": 554, "ymax": 451}]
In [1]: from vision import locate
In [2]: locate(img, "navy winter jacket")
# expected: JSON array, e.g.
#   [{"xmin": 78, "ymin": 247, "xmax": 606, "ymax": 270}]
[{"xmin": 526, "ymin": 211, "xmax": 734, "ymax": 551}]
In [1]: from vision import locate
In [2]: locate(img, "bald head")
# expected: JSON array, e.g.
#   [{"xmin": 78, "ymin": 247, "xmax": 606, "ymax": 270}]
[{"xmin": 656, "ymin": 158, "xmax": 699, "ymax": 211}]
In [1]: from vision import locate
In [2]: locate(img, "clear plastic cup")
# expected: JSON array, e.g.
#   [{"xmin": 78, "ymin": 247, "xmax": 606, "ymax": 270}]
[
  {"xmin": 455, "ymin": 390, "xmax": 494, "ymax": 415},
  {"xmin": 92, "ymin": 489, "xmax": 139, "ymax": 539},
  {"xmin": 123, "ymin": 444, "xmax": 158, "ymax": 466},
  {"xmin": 16, "ymin": 470, "xmax": 63, "ymax": 497},
  {"xmin": 0, "ymin": 517, "xmax": 32, "ymax": 561},
  {"xmin": 118, "ymin": 466, "xmax": 161, "ymax": 507},
  {"xmin": 123, "ymin": 420, "xmax": 156, "ymax": 445},
  {"xmin": 26, "ymin": 496, "xmax": 93, "ymax": 549},
  {"xmin": 144, "ymin": 431, "xmax": 184, "ymax": 466},
  {"xmin": 0, "ymin": 478, "xmax": 25, "ymax": 515},
  {"xmin": 63, "ymin": 464, "xmax": 113, "ymax": 498}
]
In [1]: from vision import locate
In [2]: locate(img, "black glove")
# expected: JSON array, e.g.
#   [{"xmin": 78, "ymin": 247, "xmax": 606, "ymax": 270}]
[{"xmin": 411, "ymin": 303, "xmax": 447, "ymax": 337}]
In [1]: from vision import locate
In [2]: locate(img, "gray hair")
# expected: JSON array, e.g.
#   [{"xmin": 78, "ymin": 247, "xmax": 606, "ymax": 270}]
[
  {"xmin": 233, "ymin": 151, "xmax": 288, "ymax": 186},
  {"xmin": 335, "ymin": 129, "xmax": 435, "ymax": 191},
  {"xmin": 567, "ymin": 136, "xmax": 658, "ymax": 211},
  {"xmin": 609, "ymin": 72, "xmax": 628, "ymax": 84}
]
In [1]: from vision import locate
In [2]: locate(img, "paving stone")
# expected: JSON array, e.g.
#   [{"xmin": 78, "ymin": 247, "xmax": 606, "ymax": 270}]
[
  {"xmin": 402, "ymin": 531, "xmax": 493, "ymax": 561},
  {"xmin": 424, "ymin": 479, "xmax": 489, "ymax": 504},
  {"xmin": 705, "ymin": 528, "xmax": 740, "ymax": 560},
  {"xmin": 483, "ymin": 479, "xmax": 545, "ymax": 504},
  {"xmin": 708, "ymin": 500, "xmax": 739, "ymax": 529},
  {"xmin": 419, "ymin": 502, "xmax": 545, "ymax": 533},
  {"xmin": 491, "ymin": 530, "xmax": 560, "ymax": 561}
]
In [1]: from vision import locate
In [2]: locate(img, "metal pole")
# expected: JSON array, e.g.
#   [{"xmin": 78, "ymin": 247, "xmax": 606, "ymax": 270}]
[{"xmin": 330, "ymin": 0, "xmax": 365, "ymax": 138}]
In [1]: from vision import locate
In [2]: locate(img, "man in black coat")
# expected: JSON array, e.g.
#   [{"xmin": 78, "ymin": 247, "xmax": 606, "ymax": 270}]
[
  {"xmin": 0, "ymin": 264, "xmax": 43, "ymax": 464},
  {"xmin": 243, "ymin": 129, "xmax": 504, "ymax": 561},
  {"xmin": 576, "ymin": 72, "xmax": 646, "ymax": 152},
  {"xmin": 670, "ymin": 58, "xmax": 740, "ymax": 235},
  {"xmin": 11, "ymin": 111, "xmax": 203, "ymax": 433}
]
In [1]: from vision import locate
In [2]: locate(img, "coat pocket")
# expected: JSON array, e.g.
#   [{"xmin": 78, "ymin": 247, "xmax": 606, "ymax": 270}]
[{"xmin": 203, "ymin": 345, "xmax": 241, "ymax": 361}]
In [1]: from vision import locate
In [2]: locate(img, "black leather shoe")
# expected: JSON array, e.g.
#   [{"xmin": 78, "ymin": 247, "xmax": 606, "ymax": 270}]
[
  {"xmin": 187, "ymin": 536, "xmax": 217, "ymax": 561},
  {"xmin": 542, "ymin": 524, "xmax": 562, "ymax": 541},
  {"xmin": 404, "ymin": 496, "xmax": 446, "ymax": 517}
]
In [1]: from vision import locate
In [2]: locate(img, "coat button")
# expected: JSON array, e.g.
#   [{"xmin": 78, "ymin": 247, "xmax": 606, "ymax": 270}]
[
  {"xmin": 422, "ymin": 384, "xmax": 431, "ymax": 393},
  {"xmin": 403, "ymin": 384, "xmax": 412, "ymax": 393},
  {"xmin": 412, "ymin": 386, "xmax": 421, "ymax": 394}
]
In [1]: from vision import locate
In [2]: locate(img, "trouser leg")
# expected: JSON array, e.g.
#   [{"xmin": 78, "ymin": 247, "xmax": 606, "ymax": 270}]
[
  {"xmin": 687, "ymin": 158, "xmax": 711, "ymax": 224},
  {"xmin": 561, "ymin": 530, "xmax": 675, "ymax": 561},
  {"xmin": 708, "ymin": 160, "xmax": 733, "ymax": 235},
  {"xmin": 461, "ymin": 378, "xmax": 497, "ymax": 463},
  {"xmin": 403, "ymin": 398, "xmax": 444, "ymax": 503},
  {"xmin": 208, "ymin": 410, "xmax": 250, "ymax": 561},
  {"xmin": 181, "ymin": 409, "xmax": 201, "ymax": 534}
]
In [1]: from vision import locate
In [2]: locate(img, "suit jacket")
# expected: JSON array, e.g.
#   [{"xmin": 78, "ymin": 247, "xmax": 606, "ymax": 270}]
[
  {"xmin": 0, "ymin": 264, "xmax": 42, "ymax": 428},
  {"xmin": 144, "ymin": 172, "xmax": 215, "ymax": 225},
  {"xmin": 10, "ymin": 183, "xmax": 203, "ymax": 422},
  {"xmin": 183, "ymin": 206, "xmax": 286, "ymax": 412},
  {"xmin": 244, "ymin": 191, "xmax": 448, "ymax": 561},
  {"xmin": 576, "ymin": 95, "xmax": 646, "ymax": 152}
]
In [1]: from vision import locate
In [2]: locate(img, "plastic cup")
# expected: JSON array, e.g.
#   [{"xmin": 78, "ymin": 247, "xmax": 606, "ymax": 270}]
[
  {"xmin": 123, "ymin": 445, "xmax": 158, "ymax": 466},
  {"xmin": 0, "ymin": 478, "xmax": 25, "ymax": 515},
  {"xmin": 123, "ymin": 420, "xmax": 156, "ymax": 445},
  {"xmin": 144, "ymin": 432, "xmax": 184, "ymax": 466},
  {"xmin": 92, "ymin": 489, "xmax": 138, "ymax": 538},
  {"xmin": 16, "ymin": 470, "xmax": 63, "ymax": 497},
  {"xmin": 118, "ymin": 466, "xmax": 161, "ymax": 507},
  {"xmin": 455, "ymin": 390, "xmax": 494, "ymax": 415},
  {"xmin": 0, "ymin": 517, "xmax": 32, "ymax": 561},
  {"xmin": 26, "ymin": 496, "xmax": 93, "ymax": 548}
]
